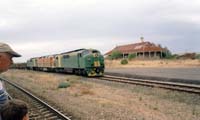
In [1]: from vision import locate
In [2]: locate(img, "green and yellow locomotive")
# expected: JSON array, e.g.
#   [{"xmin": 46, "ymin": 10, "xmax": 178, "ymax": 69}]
[{"xmin": 27, "ymin": 49, "xmax": 104, "ymax": 76}]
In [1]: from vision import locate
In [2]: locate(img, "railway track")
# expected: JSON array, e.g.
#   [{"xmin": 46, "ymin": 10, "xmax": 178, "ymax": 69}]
[
  {"xmin": 1, "ymin": 78, "xmax": 72, "ymax": 120},
  {"xmin": 99, "ymin": 75, "xmax": 200, "ymax": 94}
]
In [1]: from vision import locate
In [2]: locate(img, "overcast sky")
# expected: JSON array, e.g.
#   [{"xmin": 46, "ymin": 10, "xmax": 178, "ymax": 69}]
[{"xmin": 1, "ymin": 0, "xmax": 200, "ymax": 62}]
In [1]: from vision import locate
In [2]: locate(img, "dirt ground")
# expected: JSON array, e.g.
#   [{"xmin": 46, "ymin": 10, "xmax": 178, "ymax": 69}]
[
  {"xmin": 2, "ymin": 69, "xmax": 200, "ymax": 120},
  {"xmin": 105, "ymin": 59, "xmax": 200, "ymax": 68}
]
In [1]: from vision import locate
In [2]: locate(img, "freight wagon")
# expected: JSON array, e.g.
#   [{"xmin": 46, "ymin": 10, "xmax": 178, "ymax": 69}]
[{"xmin": 27, "ymin": 49, "xmax": 104, "ymax": 76}]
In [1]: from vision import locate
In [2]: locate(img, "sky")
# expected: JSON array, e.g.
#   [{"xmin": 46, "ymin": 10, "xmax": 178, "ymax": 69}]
[{"xmin": 0, "ymin": 0, "xmax": 200, "ymax": 62}]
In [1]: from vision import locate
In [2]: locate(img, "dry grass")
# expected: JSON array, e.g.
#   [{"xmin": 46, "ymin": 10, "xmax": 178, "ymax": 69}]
[
  {"xmin": 105, "ymin": 59, "xmax": 200, "ymax": 68},
  {"xmin": 1, "ymin": 69, "xmax": 200, "ymax": 120}
]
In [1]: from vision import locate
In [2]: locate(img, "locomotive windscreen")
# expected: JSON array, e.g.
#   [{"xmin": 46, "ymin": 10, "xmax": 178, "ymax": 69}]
[{"xmin": 92, "ymin": 50, "xmax": 99, "ymax": 53}]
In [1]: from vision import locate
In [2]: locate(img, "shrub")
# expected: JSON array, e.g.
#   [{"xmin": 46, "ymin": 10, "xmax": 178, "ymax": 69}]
[
  {"xmin": 121, "ymin": 59, "xmax": 128, "ymax": 65},
  {"xmin": 105, "ymin": 55, "xmax": 113, "ymax": 60},
  {"xmin": 165, "ymin": 53, "xmax": 177, "ymax": 59},
  {"xmin": 111, "ymin": 51, "xmax": 122, "ymax": 59},
  {"xmin": 128, "ymin": 53, "xmax": 136, "ymax": 60},
  {"xmin": 162, "ymin": 51, "xmax": 177, "ymax": 59},
  {"xmin": 195, "ymin": 54, "xmax": 200, "ymax": 59},
  {"xmin": 58, "ymin": 82, "xmax": 71, "ymax": 88}
]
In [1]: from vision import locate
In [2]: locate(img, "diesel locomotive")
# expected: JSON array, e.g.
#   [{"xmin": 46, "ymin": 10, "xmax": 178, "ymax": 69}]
[{"xmin": 27, "ymin": 49, "xmax": 104, "ymax": 76}]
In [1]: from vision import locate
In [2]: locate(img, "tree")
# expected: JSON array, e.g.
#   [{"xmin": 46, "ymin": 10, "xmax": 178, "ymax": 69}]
[
  {"xmin": 110, "ymin": 51, "xmax": 122, "ymax": 59},
  {"xmin": 128, "ymin": 53, "xmax": 136, "ymax": 60},
  {"xmin": 162, "ymin": 47, "xmax": 173, "ymax": 59},
  {"xmin": 196, "ymin": 54, "xmax": 200, "ymax": 59}
]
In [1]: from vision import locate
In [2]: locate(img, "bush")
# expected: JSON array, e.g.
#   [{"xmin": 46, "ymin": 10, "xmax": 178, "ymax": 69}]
[
  {"xmin": 165, "ymin": 53, "xmax": 177, "ymax": 59},
  {"xmin": 106, "ymin": 55, "xmax": 113, "ymax": 60},
  {"xmin": 111, "ymin": 51, "xmax": 122, "ymax": 59},
  {"xmin": 128, "ymin": 53, "xmax": 136, "ymax": 60},
  {"xmin": 162, "ymin": 51, "xmax": 177, "ymax": 59},
  {"xmin": 58, "ymin": 82, "xmax": 71, "ymax": 88},
  {"xmin": 121, "ymin": 59, "xmax": 128, "ymax": 65},
  {"xmin": 195, "ymin": 54, "xmax": 200, "ymax": 59}
]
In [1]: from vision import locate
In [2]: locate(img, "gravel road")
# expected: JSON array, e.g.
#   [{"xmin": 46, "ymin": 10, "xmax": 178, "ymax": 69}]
[{"xmin": 105, "ymin": 68, "xmax": 200, "ymax": 84}]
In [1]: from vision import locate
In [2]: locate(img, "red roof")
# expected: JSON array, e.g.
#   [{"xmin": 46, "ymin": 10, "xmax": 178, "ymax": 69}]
[{"xmin": 105, "ymin": 41, "xmax": 165, "ymax": 55}]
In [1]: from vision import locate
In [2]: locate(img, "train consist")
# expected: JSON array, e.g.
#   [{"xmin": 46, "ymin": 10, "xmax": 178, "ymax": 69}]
[{"xmin": 26, "ymin": 49, "xmax": 105, "ymax": 76}]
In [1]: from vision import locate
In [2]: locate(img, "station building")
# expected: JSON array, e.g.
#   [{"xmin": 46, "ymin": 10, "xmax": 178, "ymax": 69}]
[{"xmin": 105, "ymin": 38, "xmax": 169, "ymax": 59}]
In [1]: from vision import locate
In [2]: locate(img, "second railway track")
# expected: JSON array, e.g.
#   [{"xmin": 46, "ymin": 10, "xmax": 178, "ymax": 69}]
[
  {"xmin": 99, "ymin": 75, "xmax": 200, "ymax": 94},
  {"xmin": 1, "ymin": 78, "xmax": 72, "ymax": 120}
]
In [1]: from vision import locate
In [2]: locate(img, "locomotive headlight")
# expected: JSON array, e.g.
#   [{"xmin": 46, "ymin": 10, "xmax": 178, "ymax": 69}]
[{"xmin": 93, "ymin": 53, "xmax": 99, "ymax": 57}]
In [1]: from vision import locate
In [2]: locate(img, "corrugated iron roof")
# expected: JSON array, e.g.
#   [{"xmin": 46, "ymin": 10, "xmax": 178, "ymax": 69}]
[{"xmin": 105, "ymin": 41, "xmax": 165, "ymax": 55}]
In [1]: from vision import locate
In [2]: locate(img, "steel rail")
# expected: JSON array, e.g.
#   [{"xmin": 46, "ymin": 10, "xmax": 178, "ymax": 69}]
[
  {"xmin": 100, "ymin": 75, "xmax": 200, "ymax": 94},
  {"xmin": 1, "ymin": 78, "xmax": 71, "ymax": 120}
]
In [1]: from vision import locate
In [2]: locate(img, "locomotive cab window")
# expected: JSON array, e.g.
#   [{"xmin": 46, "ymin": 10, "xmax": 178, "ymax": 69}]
[
  {"xmin": 63, "ymin": 55, "xmax": 70, "ymax": 59},
  {"xmin": 92, "ymin": 50, "xmax": 100, "ymax": 54},
  {"xmin": 82, "ymin": 50, "xmax": 90, "ymax": 56}
]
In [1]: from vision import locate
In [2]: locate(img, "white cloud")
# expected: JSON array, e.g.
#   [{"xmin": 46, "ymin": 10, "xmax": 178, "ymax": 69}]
[
  {"xmin": 1, "ymin": 0, "xmax": 200, "ymax": 62},
  {"xmin": 0, "ymin": 20, "xmax": 7, "ymax": 27}
]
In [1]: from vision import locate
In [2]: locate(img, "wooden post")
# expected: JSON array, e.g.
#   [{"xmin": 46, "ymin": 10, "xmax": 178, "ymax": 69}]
[
  {"xmin": 143, "ymin": 52, "xmax": 145, "ymax": 58},
  {"xmin": 149, "ymin": 51, "xmax": 150, "ymax": 58}
]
